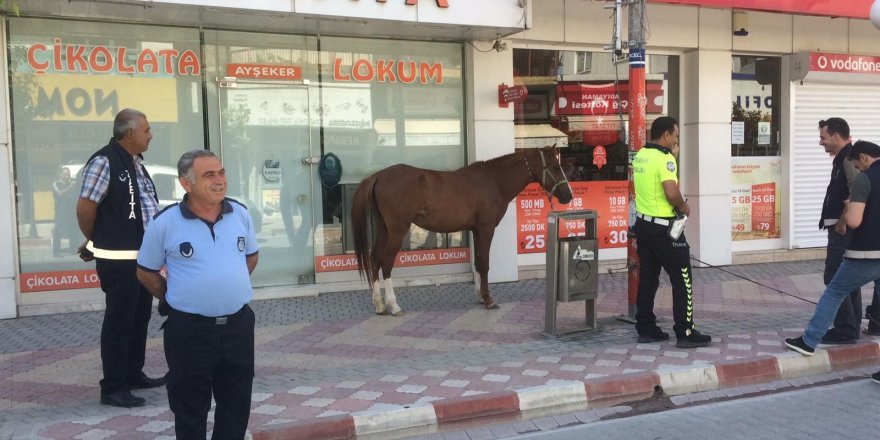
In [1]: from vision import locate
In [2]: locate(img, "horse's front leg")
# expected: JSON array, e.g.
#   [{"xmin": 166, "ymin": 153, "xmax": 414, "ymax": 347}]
[
  {"xmin": 384, "ymin": 278, "xmax": 403, "ymax": 316},
  {"xmin": 473, "ymin": 228, "xmax": 498, "ymax": 309}
]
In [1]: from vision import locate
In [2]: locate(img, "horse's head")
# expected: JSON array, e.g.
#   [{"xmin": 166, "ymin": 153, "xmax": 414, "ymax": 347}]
[{"xmin": 527, "ymin": 144, "xmax": 573, "ymax": 205}]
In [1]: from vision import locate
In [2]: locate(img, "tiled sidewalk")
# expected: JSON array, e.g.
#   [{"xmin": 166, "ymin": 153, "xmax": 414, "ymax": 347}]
[{"xmin": 1, "ymin": 260, "xmax": 878, "ymax": 439}]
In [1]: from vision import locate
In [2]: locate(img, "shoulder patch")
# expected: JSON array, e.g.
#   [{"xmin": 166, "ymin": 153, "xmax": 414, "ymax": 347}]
[
  {"xmin": 666, "ymin": 161, "xmax": 676, "ymax": 172},
  {"xmin": 153, "ymin": 203, "xmax": 179, "ymax": 220}
]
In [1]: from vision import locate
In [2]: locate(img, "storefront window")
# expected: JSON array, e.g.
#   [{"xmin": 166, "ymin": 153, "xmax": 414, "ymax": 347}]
[
  {"xmin": 731, "ymin": 56, "xmax": 781, "ymax": 241},
  {"xmin": 512, "ymin": 49, "xmax": 677, "ymax": 253},
  {"xmin": 8, "ymin": 18, "xmax": 204, "ymax": 293},
  {"xmin": 204, "ymin": 32, "xmax": 467, "ymax": 286}
]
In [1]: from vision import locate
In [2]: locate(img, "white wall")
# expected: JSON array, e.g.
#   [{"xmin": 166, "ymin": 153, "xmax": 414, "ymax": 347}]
[{"xmin": 465, "ymin": 41, "xmax": 518, "ymax": 283}]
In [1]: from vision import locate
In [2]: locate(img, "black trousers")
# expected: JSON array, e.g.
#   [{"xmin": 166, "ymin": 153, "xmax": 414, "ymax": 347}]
[
  {"xmin": 95, "ymin": 259, "xmax": 153, "ymax": 393},
  {"xmin": 824, "ymin": 228, "xmax": 862, "ymax": 339},
  {"xmin": 634, "ymin": 218, "xmax": 695, "ymax": 336},
  {"xmin": 165, "ymin": 305, "xmax": 255, "ymax": 440}
]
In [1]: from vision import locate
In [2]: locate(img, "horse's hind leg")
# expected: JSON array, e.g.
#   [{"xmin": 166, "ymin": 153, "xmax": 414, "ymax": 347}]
[
  {"xmin": 473, "ymin": 227, "xmax": 498, "ymax": 309},
  {"xmin": 380, "ymin": 228, "xmax": 407, "ymax": 316},
  {"xmin": 371, "ymin": 225, "xmax": 388, "ymax": 315}
]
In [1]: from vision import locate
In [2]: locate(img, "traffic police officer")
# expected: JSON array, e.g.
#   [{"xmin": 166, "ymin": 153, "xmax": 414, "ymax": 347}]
[
  {"xmin": 137, "ymin": 150, "xmax": 259, "ymax": 440},
  {"xmin": 632, "ymin": 116, "xmax": 711, "ymax": 348}
]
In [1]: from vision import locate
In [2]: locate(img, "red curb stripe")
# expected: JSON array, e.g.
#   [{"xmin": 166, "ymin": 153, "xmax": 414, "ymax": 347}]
[
  {"xmin": 584, "ymin": 372, "xmax": 660, "ymax": 407},
  {"xmin": 251, "ymin": 414, "xmax": 355, "ymax": 440},
  {"xmin": 826, "ymin": 342, "xmax": 880, "ymax": 370},
  {"xmin": 433, "ymin": 391, "xmax": 520, "ymax": 424},
  {"xmin": 715, "ymin": 356, "xmax": 780, "ymax": 388}
]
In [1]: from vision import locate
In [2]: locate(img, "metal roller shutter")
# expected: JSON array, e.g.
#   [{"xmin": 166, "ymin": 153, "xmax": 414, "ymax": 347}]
[{"xmin": 791, "ymin": 83, "xmax": 880, "ymax": 248}]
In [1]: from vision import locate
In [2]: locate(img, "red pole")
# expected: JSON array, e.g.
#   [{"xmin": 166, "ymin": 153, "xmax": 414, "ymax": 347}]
[{"xmin": 626, "ymin": 48, "xmax": 647, "ymax": 319}]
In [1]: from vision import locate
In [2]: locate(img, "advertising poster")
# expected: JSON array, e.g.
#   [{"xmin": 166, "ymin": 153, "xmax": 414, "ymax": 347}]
[
  {"xmin": 731, "ymin": 156, "xmax": 782, "ymax": 240},
  {"xmin": 516, "ymin": 181, "xmax": 629, "ymax": 254}
]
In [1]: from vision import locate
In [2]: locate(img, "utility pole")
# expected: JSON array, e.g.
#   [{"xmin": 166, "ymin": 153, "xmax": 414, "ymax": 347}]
[{"xmin": 625, "ymin": 0, "xmax": 647, "ymax": 320}]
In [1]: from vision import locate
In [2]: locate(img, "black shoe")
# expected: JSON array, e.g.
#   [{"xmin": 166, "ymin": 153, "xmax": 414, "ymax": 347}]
[
  {"xmin": 820, "ymin": 331, "xmax": 858, "ymax": 345},
  {"xmin": 872, "ymin": 371, "xmax": 880, "ymax": 385},
  {"xmin": 637, "ymin": 327, "xmax": 670, "ymax": 343},
  {"xmin": 784, "ymin": 336, "xmax": 815, "ymax": 356},
  {"xmin": 128, "ymin": 374, "xmax": 166, "ymax": 389},
  {"xmin": 676, "ymin": 328, "xmax": 711, "ymax": 348},
  {"xmin": 100, "ymin": 390, "xmax": 146, "ymax": 408}
]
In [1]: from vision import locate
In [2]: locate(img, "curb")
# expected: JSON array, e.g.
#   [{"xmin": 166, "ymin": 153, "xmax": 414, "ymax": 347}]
[{"xmin": 251, "ymin": 341, "xmax": 880, "ymax": 440}]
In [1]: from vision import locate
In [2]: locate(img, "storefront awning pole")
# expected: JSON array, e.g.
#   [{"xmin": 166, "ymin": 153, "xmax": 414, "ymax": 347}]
[{"xmin": 624, "ymin": 0, "xmax": 647, "ymax": 322}]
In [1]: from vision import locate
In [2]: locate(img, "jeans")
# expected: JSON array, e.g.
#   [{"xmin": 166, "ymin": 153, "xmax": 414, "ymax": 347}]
[
  {"xmin": 804, "ymin": 258, "xmax": 880, "ymax": 348},
  {"xmin": 824, "ymin": 228, "xmax": 862, "ymax": 338}
]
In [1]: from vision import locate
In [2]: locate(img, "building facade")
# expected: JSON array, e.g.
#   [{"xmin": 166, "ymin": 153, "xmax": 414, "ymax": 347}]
[{"xmin": 1, "ymin": 0, "xmax": 878, "ymax": 317}]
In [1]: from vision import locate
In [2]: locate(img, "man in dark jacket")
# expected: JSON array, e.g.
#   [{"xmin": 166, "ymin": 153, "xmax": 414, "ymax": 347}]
[
  {"xmin": 816, "ymin": 118, "xmax": 862, "ymax": 344},
  {"xmin": 786, "ymin": 140, "xmax": 880, "ymax": 389},
  {"xmin": 76, "ymin": 108, "xmax": 165, "ymax": 408}
]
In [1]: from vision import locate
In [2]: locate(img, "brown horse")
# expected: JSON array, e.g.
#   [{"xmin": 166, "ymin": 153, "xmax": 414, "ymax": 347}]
[{"xmin": 351, "ymin": 145, "xmax": 573, "ymax": 315}]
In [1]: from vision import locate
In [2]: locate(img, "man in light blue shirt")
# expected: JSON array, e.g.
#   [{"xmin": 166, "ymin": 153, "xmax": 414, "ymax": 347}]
[{"xmin": 137, "ymin": 149, "xmax": 258, "ymax": 440}]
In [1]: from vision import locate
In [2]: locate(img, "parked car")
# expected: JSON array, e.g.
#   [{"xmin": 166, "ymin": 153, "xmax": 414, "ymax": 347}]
[{"xmin": 62, "ymin": 162, "xmax": 262, "ymax": 232}]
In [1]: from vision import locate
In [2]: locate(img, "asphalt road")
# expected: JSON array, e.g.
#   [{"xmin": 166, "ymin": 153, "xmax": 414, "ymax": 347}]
[{"xmin": 514, "ymin": 379, "xmax": 880, "ymax": 440}]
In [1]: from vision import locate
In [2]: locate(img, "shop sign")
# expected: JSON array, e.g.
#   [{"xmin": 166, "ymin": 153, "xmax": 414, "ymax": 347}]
[
  {"xmin": 516, "ymin": 181, "xmax": 629, "ymax": 254},
  {"xmin": 334, "ymin": 58, "xmax": 443, "ymax": 84},
  {"xmin": 262, "ymin": 160, "xmax": 282, "ymax": 182},
  {"xmin": 498, "ymin": 83, "xmax": 528, "ymax": 108},
  {"xmin": 648, "ymin": 0, "xmax": 872, "ymax": 19},
  {"xmin": 227, "ymin": 64, "xmax": 302, "ymax": 80},
  {"xmin": 315, "ymin": 247, "xmax": 470, "ymax": 273},
  {"xmin": 319, "ymin": 153, "xmax": 343, "ymax": 188},
  {"xmin": 26, "ymin": 39, "xmax": 200, "ymax": 76},
  {"xmin": 554, "ymin": 81, "xmax": 664, "ymax": 116},
  {"xmin": 28, "ymin": 74, "xmax": 179, "ymax": 122},
  {"xmin": 21, "ymin": 270, "xmax": 101, "ymax": 293},
  {"xmin": 810, "ymin": 52, "xmax": 880, "ymax": 75}
]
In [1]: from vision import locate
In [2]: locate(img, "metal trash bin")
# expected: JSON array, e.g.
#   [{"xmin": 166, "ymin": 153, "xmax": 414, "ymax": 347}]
[{"xmin": 544, "ymin": 210, "xmax": 599, "ymax": 337}]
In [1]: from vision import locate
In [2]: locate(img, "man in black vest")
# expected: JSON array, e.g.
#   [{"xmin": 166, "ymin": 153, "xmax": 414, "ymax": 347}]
[
  {"xmin": 816, "ymin": 118, "xmax": 862, "ymax": 344},
  {"xmin": 786, "ymin": 140, "xmax": 880, "ymax": 387},
  {"xmin": 76, "ymin": 108, "xmax": 166, "ymax": 408}
]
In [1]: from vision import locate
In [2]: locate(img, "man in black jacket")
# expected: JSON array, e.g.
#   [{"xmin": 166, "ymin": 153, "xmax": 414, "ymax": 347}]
[
  {"xmin": 76, "ymin": 108, "xmax": 165, "ymax": 408},
  {"xmin": 817, "ymin": 118, "xmax": 862, "ymax": 344}
]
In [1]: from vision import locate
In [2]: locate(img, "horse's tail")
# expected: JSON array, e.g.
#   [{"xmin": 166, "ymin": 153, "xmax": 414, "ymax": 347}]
[{"xmin": 351, "ymin": 173, "xmax": 380, "ymax": 286}]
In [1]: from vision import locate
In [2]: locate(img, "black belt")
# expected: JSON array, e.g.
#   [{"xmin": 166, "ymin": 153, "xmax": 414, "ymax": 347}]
[
  {"xmin": 636, "ymin": 212, "xmax": 673, "ymax": 226},
  {"xmin": 169, "ymin": 304, "xmax": 248, "ymax": 325}
]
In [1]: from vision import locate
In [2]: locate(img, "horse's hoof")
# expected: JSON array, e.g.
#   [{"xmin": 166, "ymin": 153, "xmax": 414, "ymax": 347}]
[
  {"xmin": 485, "ymin": 302, "xmax": 499, "ymax": 309},
  {"xmin": 375, "ymin": 308, "xmax": 387, "ymax": 315},
  {"xmin": 392, "ymin": 309, "xmax": 404, "ymax": 316}
]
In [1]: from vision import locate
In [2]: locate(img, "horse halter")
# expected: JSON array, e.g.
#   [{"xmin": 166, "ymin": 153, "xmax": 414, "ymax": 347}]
[{"xmin": 523, "ymin": 149, "xmax": 570, "ymax": 210}]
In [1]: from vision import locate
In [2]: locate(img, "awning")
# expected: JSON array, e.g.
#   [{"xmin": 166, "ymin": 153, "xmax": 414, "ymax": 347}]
[{"xmin": 514, "ymin": 124, "xmax": 569, "ymax": 149}]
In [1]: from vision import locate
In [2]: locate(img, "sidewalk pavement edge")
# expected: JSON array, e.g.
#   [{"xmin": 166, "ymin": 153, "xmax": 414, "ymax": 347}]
[{"xmin": 250, "ymin": 341, "xmax": 880, "ymax": 440}]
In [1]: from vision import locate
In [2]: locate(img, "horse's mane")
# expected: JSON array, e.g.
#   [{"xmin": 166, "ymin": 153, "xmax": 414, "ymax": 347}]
[{"xmin": 468, "ymin": 150, "xmax": 524, "ymax": 170}]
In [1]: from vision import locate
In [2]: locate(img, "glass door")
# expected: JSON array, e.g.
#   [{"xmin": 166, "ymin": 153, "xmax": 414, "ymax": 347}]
[{"xmin": 218, "ymin": 79, "xmax": 316, "ymax": 286}]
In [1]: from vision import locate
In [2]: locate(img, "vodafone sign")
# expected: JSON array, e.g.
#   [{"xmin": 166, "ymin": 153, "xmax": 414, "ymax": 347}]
[{"xmin": 811, "ymin": 53, "xmax": 880, "ymax": 75}]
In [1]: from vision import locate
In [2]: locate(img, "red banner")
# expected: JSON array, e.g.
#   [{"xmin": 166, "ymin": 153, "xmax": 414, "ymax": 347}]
[
  {"xmin": 315, "ymin": 248, "xmax": 471, "ymax": 273},
  {"xmin": 21, "ymin": 270, "xmax": 100, "ymax": 293},
  {"xmin": 516, "ymin": 181, "xmax": 629, "ymax": 254},
  {"xmin": 810, "ymin": 53, "xmax": 880, "ymax": 75},
  {"xmin": 554, "ymin": 81, "xmax": 664, "ymax": 116},
  {"xmin": 648, "ymin": 0, "xmax": 872, "ymax": 19}
]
